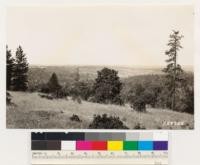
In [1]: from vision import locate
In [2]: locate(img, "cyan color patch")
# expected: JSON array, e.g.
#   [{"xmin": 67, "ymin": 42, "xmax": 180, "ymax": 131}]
[{"xmin": 138, "ymin": 141, "xmax": 153, "ymax": 150}]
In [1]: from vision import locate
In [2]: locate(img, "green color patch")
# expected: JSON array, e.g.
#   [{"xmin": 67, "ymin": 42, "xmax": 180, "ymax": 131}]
[{"xmin": 123, "ymin": 141, "xmax": 138, "ymax": 150}]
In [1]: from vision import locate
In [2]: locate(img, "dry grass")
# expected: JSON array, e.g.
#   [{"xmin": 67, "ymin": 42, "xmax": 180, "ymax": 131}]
[{"xmin": 6, "ymin": 91, "xmax": 194, "ymax": 129}]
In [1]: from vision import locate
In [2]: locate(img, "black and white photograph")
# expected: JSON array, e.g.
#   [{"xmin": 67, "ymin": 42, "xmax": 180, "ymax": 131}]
[{"xmin": 6, "ymin": 4, "xmax": 194, "ymax": 129}]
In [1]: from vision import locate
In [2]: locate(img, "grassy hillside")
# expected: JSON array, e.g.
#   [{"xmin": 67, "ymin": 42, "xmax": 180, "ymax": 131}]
[{"xmin": 7, "ymin": 91, "xmax": 194, "ymax": 129}]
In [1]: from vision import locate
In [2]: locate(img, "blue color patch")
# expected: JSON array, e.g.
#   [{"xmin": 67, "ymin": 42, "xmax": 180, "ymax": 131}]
[{"xmin": 138, "ymin": 141, "xmax": 153, "ymax": 150}]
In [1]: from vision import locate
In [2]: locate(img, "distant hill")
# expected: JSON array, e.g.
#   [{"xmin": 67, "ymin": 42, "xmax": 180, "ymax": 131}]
[
  {"xmin": 28, "ymin": 65, "xmax": 193, "ymax": 86},
  {"xmin": 30, "ymin": 65, "xmax": 164, "ymax": 78}
]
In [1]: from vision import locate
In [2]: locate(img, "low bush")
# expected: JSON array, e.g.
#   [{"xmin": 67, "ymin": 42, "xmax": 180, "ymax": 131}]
[
  {"xmin": 39, "ymin": 94, "xmax": 53, "ymax": 100},
  {"xmin": 134, "ymin": 123, "xmax": 146, "ymax": 129},
  {"xmin": 70, "ymin": 114, "xmax": 82, "ymax": 122},
  {"xmin": 89, "ymin": 114, "xmax": 129, "ymax": 129},
  {"xmin": 6, "ymin": 92, "xmax": 12, "ymax": 104}
]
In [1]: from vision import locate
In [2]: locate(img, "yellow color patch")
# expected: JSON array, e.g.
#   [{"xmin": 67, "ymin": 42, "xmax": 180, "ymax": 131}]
[{"xmin": 107, "ymin": 141, "xmax": 123, "ymax": 150}]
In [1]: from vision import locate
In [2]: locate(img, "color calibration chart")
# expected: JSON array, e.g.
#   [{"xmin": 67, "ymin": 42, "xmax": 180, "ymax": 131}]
[{"xmin": 31, "ymin": 132, "xmax": 169, "ymax": 165}]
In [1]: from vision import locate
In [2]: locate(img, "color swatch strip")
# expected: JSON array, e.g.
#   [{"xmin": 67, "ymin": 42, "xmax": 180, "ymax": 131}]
[
  {"xmin": 32, "ymin": 140, "xmax": 168, "ymax": 151},
  {"xmin": 32, "ymin": 132, "xmax": 168, "ymax": 151}
]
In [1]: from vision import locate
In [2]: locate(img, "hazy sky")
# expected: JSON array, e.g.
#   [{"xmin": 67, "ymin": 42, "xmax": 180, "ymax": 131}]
[{"xmin": 7, "ymin": 4, "xmax": 194, "ymax": 66}]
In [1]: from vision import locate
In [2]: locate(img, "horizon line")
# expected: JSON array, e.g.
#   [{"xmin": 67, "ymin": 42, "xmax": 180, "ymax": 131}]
[{"xmin": 29, "ymin": 64, "xmax": 193, "ymax": 68}]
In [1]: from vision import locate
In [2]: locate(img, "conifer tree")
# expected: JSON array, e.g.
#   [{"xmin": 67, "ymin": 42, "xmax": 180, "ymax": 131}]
[
  {"xmin": 13, "ymin": 46, "xmax": 29, "ymax": 91},
  {"xmin": 74, "ymin": 67, "xmax": 80, "ymax": 82},
  {"xmin": 47, "ymin": 73, "xmax": 61, "ymax": 93},
  {"xmin": 163, "ymin": 30, "xmax": 184, "ymax": 110},
  {"xmin": 6, "ymin": 45, "xmax": 14, "ymax": 90}
]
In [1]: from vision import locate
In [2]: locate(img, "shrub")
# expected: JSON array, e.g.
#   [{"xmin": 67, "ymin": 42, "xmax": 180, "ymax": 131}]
[
  {"xmin": 71, "ymin": 94, "xmax": 82, "ymax": 104},
  {"xmin": 69, "ymin": 80, "xmax": 94, "ymax": 102},
  {"xmin": 39, "ymin": 94, "xmax": 53, "ymax": 100},
  {"xmin": 89, "ymin": 114, "xmax": 129, "ymax": 129},
  {"xmin": 75, "ymin": 80, "xmax": 94, "ymax": 101},
  {"xmin": 134, "ymin": 123, "xmax": 146, "ymax": 129},
  {"xmin": 70, "ymin": 114, "xmax": 82, "ymax": 122},
  {"xmin": 52, "ymin": 88, "xmax": 68, "ymax": 99},
  {"xmin": 40, "ymin": 83, "xmax": 51, "ymax": 93},
  {"xmin": 112, "ymin": 94, "xmax": 125, "ymax": 106},
  {"xmin": 88, "ymin": 96, "xmax": 97, "ymax": 103},
  {"xmin": 6, "ymin": 92, "xmax": 12, "ymax": 104}
]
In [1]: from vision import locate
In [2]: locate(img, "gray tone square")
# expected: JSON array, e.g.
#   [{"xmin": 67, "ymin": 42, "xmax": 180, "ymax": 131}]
[
  {"xmin": 85, "ymin": 133, "xmax": 100, "ymax": 140},
  {"xmin": 126, "ymin": 133, "xmax": 140, "ymax": 140},
  {"xmin": 111, "ymin": 133, "xmax": 126, "ymax": 140},
  {"xmin": 97, "ymin": 133, "xmax": 112, "ymax": 140},
  {"xmin": 139, "ymin": 132, "xmax": 153, "ymax": 140}
]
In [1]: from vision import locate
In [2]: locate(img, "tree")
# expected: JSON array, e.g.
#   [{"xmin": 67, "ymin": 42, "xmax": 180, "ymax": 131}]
[
  {"xmin": 47, "ymin": 73, "xmax": 61, "ymax": 93},
  {"xmin": 163, "ymin": 30, "xmax": 184, "ymax": 111},
  {"xmin": 181, "ymin": 86, "xmax": 194, "ymax": 114},
  {"xmin": 93, "ymin": 67, "xmax": 123, "ymax": 104},
  {"xmin": 13, "ymin": 46, "xmax": 29, "ymax": 91},
  {"xmin": 69, "ymin": 67, "xmax": 83, "ymax": 103},
  {"xmin": 6, "ymin": 45, "xmax": 14, "ymax": 90},
  {"xmin": 74, "ymin": 67, "xmax": 80, "ymax": 82},
  {"xmin": 144, "ymin": 82, "xmax": 162, "ymax": 108},
  {"xmin": 128, "ymin": 84, "xmax": 147, "ymax": 112}
]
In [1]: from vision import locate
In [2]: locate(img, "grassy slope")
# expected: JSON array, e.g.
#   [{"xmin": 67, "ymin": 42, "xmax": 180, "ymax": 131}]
[{"xmin": 7, "ymin": 91, "xmax": 194, "ymax": 129}]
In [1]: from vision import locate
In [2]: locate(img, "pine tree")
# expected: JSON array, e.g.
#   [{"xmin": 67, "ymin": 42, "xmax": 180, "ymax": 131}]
[
  {"xmin": 6, "ymin": 45, "xmax": 14, "ymax": 90},
  {"xmin": 74, "ymin": 67, "xmax": 80, "ymax": 82},
  {"xmin": 47, "ymin": 73, "xmax": 61, "ymax": 93},
  {"xmin": 71, "ymin": 67, "xmax": 82, "ymax": 103},
  {"xmin": 13, "ymin": 46, "xmax": 29, "ymax": 91},
  {"xmin": 163, "ymin": 30, "xmax": 184, "ymax": 110}
]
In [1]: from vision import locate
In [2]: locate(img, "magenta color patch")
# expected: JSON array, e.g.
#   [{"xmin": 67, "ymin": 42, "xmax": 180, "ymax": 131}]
[{"xmin": 76, "ymin": 141, "xmax": 92, "ymax": 150}]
